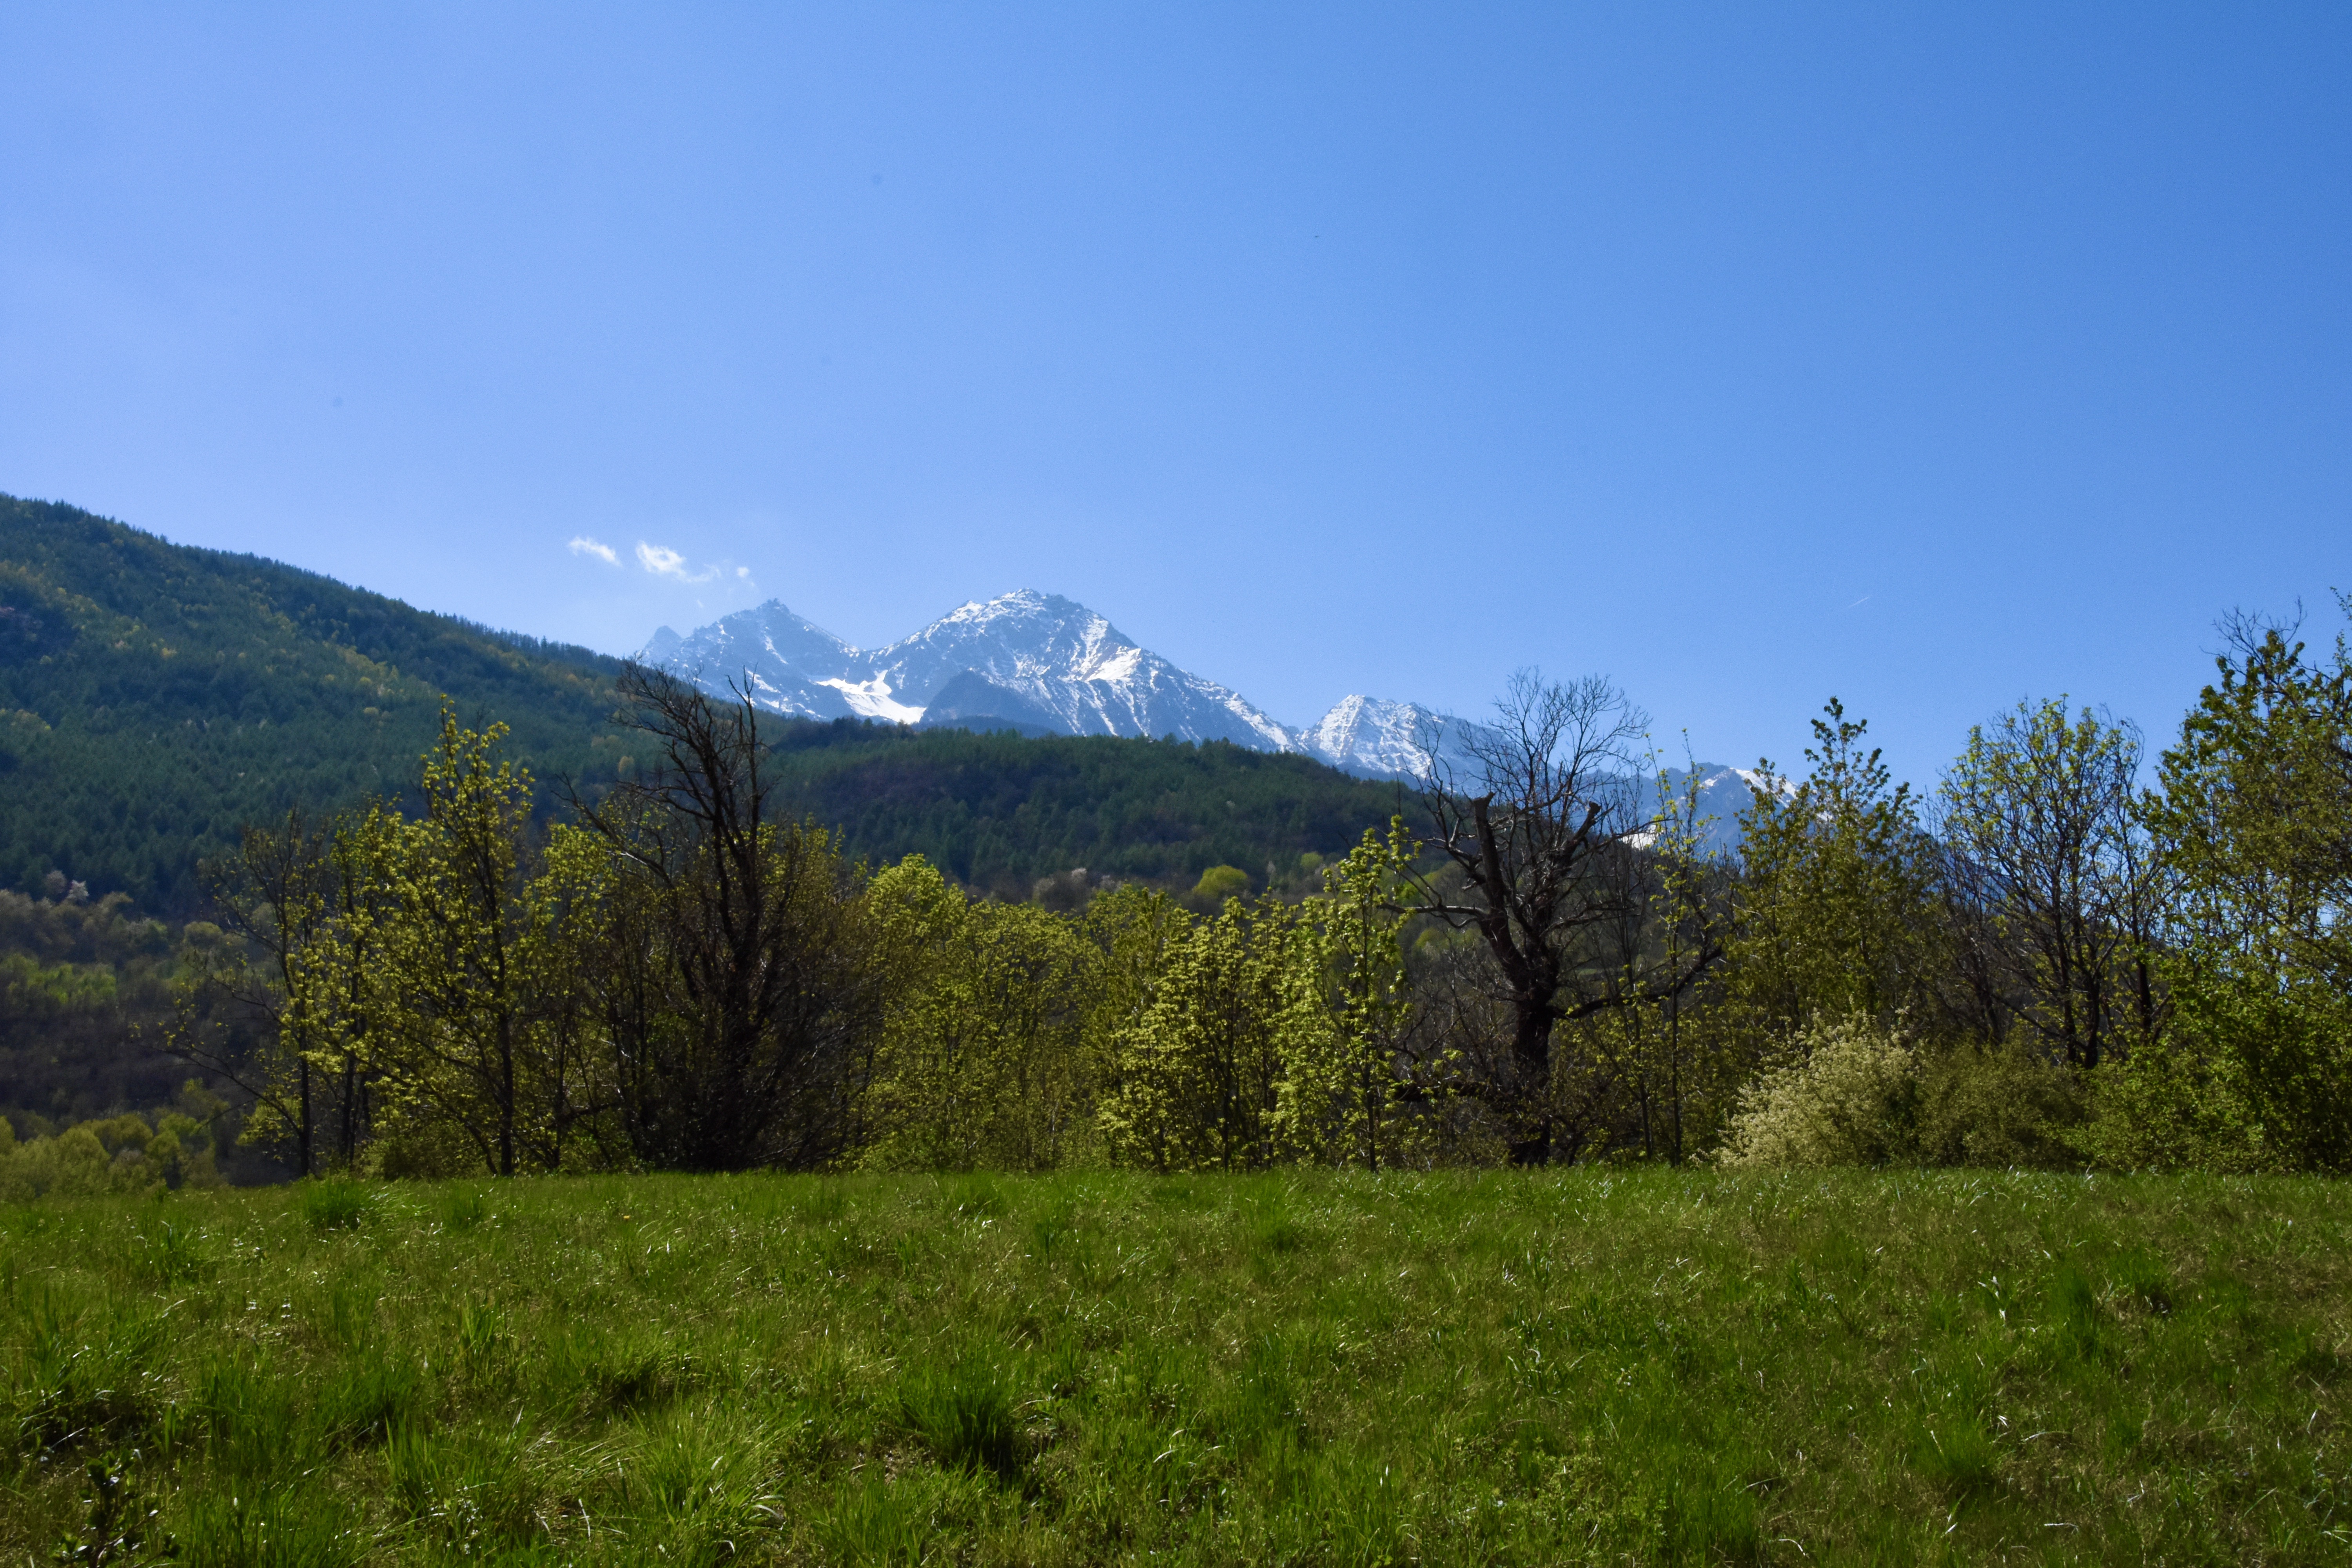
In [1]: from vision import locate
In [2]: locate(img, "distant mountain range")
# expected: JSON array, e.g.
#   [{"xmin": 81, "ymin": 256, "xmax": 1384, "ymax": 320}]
[
  {"xmin": 0, "ymin": 492, "xmax": 1767, "ymax": 912},
  {"xmin": 0, "ymin": 501, "xmax": 1421, "ymax": 907},
  {"xmin": 641, "ymin": 591, "xmax": 1766, "ymax": 853},
  {"xmin": 641, "ymin": 591, "xmax": 1461, "ymax": 780}
]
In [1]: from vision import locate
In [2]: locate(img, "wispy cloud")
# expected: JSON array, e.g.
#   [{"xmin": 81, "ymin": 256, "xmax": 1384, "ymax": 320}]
[
  {"xmin": 636, "ymin": 541, "xmax": 715, "ymax": 582},
  {"xmin": 568, "ymin": 535, "xmax": 619, "ymax": 565}
]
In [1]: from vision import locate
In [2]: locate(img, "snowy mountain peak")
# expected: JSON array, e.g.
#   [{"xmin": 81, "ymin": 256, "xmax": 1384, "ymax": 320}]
[
  {"xmin": 635, "ymin": 593, "xmax": 1753, "ymax": 811},
  {"xmin": 639, "ymin": 591, "xmax": 1301, "ymax": 756},
  {"xmin": 1298, "ymin": 695, "xmax": 1450, "ymax": 780}
]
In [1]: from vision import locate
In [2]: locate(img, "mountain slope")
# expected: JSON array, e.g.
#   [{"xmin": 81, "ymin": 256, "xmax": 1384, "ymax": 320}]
[
  {"xmin": 758, "ymin": 718, "xmax": 1410, "ymax": 899},
  {"xmin": 646, "ymin": 590, "xmax": 1301, "ymax": 750},
  {"xmin": 0, "ymin": 494, "xmax": 630, "ymax": 909},
  {"xmin": 647, "ymin": 591, "xmax": 1459, "ymax": 774},
  {"xmin": 0, "ymin": 497, "xmax": 1418, "ymax": 911}
]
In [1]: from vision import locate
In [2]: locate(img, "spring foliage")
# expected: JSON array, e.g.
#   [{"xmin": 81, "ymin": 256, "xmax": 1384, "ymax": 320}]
[
  {"xmin": 166, "ymin": 684, "xmax": 1438, "ymax": 1179},
  {"xmin": 23, "ymin": 597, "xmax": 2352, "ymax": 1180}
]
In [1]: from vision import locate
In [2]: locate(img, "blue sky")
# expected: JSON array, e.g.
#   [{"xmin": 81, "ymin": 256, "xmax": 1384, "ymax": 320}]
[{"xmin": 3, "ymin": 4, "xmax": 2346, "ymax": 789}]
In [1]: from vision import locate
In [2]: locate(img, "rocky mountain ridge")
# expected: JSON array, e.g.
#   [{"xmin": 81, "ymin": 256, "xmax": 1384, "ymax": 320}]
[
  {"xmin": 639, "ymin": 590, "xmax": 1446, "ymax": 779},
  {"xmin": 641, "ymin": 591, "xmax": 1766, "ymax": 847}
]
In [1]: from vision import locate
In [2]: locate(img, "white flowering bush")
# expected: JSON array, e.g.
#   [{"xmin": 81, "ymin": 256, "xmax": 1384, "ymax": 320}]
[{"xmin": 1717, "ymin": 1014, "xmax": 1920, "ymax": 1168}]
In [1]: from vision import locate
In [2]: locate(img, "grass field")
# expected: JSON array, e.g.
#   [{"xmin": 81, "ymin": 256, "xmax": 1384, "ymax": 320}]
[{"xmin": 3, "ymin": 1170, "xmax": 2350, "ymax": 1565}]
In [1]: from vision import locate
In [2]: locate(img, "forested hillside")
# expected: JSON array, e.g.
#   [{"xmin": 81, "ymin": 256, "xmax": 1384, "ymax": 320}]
[
  {"xmin": 0, "ymin": 495, "xmax": 1404, "ymax": 913},
  {"xmin": 760, "ymin": 718, "xmax": 1407, "ymax": 899},
  {"xmin": 0, "ymin": 495, "xmax": 630, "ymax": 909}
]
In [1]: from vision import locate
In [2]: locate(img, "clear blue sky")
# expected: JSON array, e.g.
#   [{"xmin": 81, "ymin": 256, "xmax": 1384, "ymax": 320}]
[{"xmin": 4, "ymin": 4, "xmax": 2346, "ymax": 789}]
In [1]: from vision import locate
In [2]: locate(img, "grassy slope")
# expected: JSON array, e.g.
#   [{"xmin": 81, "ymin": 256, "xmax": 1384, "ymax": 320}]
[{"xmin": 5, "ymin": 1171, "xmax": 2348, "ymax": 1564}]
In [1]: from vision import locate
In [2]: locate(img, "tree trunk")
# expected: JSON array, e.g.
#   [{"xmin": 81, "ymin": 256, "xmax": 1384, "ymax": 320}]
[{"xmin": 1507, "ymin": 1001, "xmax": 1555, "ymax": 1165}]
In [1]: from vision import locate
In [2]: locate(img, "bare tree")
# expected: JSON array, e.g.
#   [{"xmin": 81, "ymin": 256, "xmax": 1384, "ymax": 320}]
[
  {"xmin": 1400, "ymin": 672, "xmax": 1715, "ymax": 1163},
  {"xmin": 566, "ymin": 666, "xmax": 885, "ymax": 1171},
  {"xmin": 170, "ymin": 808, "xmax": 335, "ymax": 1175}
]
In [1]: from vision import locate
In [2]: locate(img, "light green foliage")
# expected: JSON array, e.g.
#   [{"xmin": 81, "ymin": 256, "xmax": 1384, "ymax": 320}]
[
  {"xmin": 191, "ymin": 714, "xmax": 616, "ymax": 1180},
  {"xmin": 1730, "ymin": 700, "xmax": 1940, "ymax": 1044},
  {"xmin": 0, "ymin": 1103, "xmax": 227, "ymax": 1201},
  {"xmin": 1940, "ymin": 697, "xmax": 2161, "ymax": 1067},
  {"xmin": 0, "ymin": 951, "xmax": 116, "ymax": 1015},
  {"xmin": 0, "ymin": 1124, "xmax": 134, "ymax": 1201},
  {"xmin": 363, "ymin": 711, "xmax": 543, "ymax": 1176},
  {"xmin": 1188, "ymin": 863, "xmax": 1250, "ymax": 909},
  {"xmin": 865, "ymin": 857, "xmax": 1097, "ymax": 1171},
  {"xmin": 1722, "ymin": 1016, "xmax": 2087, "ymax": 1171},
  {"xmin": 1911, "ymin": 1039, "xmax": 2088, "ymax": 1169},
  {"xmin": 1076, "ymin": 882, "xmax": 1191, "ymax": 1048},
  {"xmin": 1098, "ymin": 893, "xmax": 1296, "ymax": 1171},
  {"xmin": 1273, "ymin": 820, "xmax": 1430, "ymax": 1169},
  {"xmin": 2116, "ymin": 608, "xmax": 2352, "ymax": 1171},
  {"xmin": 5, "ymin": 1171, "xmax": 2352, "ymax": 1562}
]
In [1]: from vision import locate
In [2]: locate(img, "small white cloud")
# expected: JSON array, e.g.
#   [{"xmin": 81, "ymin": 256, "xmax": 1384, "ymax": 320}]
[
  {"xmin": 568, "ymin": 536, "xmax": 619, "ymax": 565},
  {"xmin": 636, "ymin": 541, "xmax": 712, "ymax": 581},
  {"xmin": 634, "ymin": 540, "xmax": 754, "ymax": 588}
]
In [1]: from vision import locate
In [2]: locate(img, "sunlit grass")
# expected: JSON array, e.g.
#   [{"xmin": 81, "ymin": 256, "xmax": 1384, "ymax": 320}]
[{"xmin": 5, "ymin": 1169, "xmax": 2351, "ymax": 1563}]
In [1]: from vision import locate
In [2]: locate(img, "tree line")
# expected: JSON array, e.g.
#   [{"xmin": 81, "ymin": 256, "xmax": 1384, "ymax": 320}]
[{"xmin": 169, "ymin": 600, "xmax": 2352, "ymax": 1177}]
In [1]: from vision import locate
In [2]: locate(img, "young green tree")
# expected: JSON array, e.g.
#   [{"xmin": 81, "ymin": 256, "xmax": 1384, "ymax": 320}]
[
  {"xmin": 1274, "ymin": 820, "xmax": 1427, "ymax": 1169},
  {"xmin": 864, "ymin": 856, "xmax": 1096, "ymax": 1171},
  {"xmin": 1727, "ymin": 699, "xmax": 1940, "ymax": 1048},
  {"xmin": 1098, "ymin": 891, "xmax": 1295, "ymax": 1172},
  {"xmin": 1937, "ymin": 698, "xmax": 2163, "ymax": 1069},
  {"xmin": 2116, "ymin": 609, "xmax": 2352, "ymax": 1170},
  {"xmin": 293, "ymin": 808, "xmax": 399, "ymax": 1172},
  {"xmin": 521, "ymin": 821, "xmax": 630, "ymax": 1171},
  {"xmin": 167, "ymin": 808, "xmax": 336, "ymax": 1175},
  {"xmin": 363, "ymin": 710, "xmax": 546, "ymax": 1175}
]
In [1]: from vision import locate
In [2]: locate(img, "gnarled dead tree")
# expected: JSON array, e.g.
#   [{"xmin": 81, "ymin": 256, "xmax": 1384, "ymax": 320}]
[
  {"xmin": 1401, "ymin": 671, "xmax": 1719, "ymax": 1163},
  {"xmin": 567, "ymin": 666, "xmax": 886, "ymax": 1171}
]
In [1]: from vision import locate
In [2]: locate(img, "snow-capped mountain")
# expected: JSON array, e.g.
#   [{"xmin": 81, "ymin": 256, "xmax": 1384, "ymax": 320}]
[
  {"xmin": 1298, "ymin": 695, "xmax": 1436, "ymax": 778},
  {"xmin": 636, "ymin": 593, "xmax": 1766, "ymax": 838},
  {"xmin": 1297, "ymin": 695, "xmax": 1498, "ymax": 780},
  {"xmin": 1651, "ymin": 764, "xmax": 1781, "ymax": 860},
  {"xmin": 639, "ymin": 591, "xmax": 1302, "ymax": 755}
]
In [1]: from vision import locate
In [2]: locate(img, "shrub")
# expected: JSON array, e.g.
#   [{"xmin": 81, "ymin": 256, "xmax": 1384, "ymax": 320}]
[
  {"xmin": 2080, "ymin": 1036, "xmax": 2270, "ymax": 1173},
  {"xmin": 0, "ymin": 1123, "xmax": 152, "ymax": 1201},
  {"xmin": 1719, "ymin": 1017, "xmax": 2091, "ymax": 1170},
  {"xmin": 1914, "ymin": 1039, "xmax": 2088, "ymax": 1169},
  {"xmin": 1717, "ymin": 1015, "xmax": 1921, "ymax": 1168},
  {"xmin": 1188, "ymin": 864, "xmax": 1250, "ymax": 909}
]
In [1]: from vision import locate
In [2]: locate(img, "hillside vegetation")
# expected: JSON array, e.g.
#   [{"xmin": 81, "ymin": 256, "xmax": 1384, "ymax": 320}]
[
  {"xmin": 761, "ymin": 719, "xmax": 1407, "ymax": 901},
  {"xmin": 0, "ymin": 495, "xmax": 629, "ymax": 910},
  {"xmin": 0, "ymin": 499, "xmax": 1411, "ymax": 1134},
  {"xmin": 5, "ymin": 1169, "xmax": 2348, "ymax": 1564},
  {"xmin": 0, "ymin": 496, "xmax": 1403, "ymax": 915}
]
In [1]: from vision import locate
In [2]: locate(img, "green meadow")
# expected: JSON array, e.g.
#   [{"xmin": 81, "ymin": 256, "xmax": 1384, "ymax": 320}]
[{"xmin": 4, "ymin": 1171, "xmax": 2349, "ymax": 1565}]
